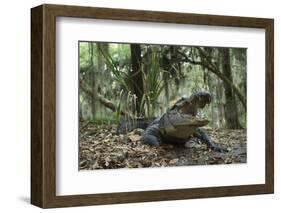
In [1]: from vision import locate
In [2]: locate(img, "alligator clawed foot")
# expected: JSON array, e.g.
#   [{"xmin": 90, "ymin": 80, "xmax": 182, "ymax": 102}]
[{"xmin": 142, "ymin": 134, "xmax": 161, "ymax": 147}]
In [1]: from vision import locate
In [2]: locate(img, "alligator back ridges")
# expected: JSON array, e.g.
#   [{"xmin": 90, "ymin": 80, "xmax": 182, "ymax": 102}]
[{"xmin": 117, "ymin": 117, "xmax": 155, "ymax": 134}]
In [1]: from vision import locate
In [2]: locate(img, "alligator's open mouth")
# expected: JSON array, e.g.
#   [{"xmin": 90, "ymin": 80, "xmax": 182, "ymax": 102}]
[
  {"xmin": 170, "ymin": 92, "xmax": 211, "ymax": 127},
  {"xmin": 180, "ymin": 91, "xmax": 211, "ymax": 115}
]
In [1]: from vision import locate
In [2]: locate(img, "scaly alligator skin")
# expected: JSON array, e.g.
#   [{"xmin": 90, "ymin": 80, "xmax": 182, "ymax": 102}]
[{"xmin": 118, "ymin": 92, "xmax": 224, "ymax": 152}]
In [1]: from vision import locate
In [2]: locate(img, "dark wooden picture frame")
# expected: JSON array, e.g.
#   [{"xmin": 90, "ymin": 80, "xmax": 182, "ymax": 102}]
[{"xmin": 31, "ymin": 4, "xmax": 274, "ymax": 208}]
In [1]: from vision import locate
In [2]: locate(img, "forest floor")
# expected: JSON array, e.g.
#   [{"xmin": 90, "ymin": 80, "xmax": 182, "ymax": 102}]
[{"xmin": 79, "ymin": 123, "xmax": 247, "ymax": 170}]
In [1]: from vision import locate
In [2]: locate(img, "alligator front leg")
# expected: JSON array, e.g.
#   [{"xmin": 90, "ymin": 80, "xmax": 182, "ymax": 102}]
[
  {"xmin": 142, "ymin": 124, "xmax": 162, "ymax": 147},
  {"xmin": 194, "ymin": 128, "xmax": 225, "ymax": 152}
]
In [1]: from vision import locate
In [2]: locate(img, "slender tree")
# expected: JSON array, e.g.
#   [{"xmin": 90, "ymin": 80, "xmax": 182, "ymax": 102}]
[
  {"xmin": 88, "ymin": 43, "xmax": 96, "ymax": 119},
  {"xmin": 96, "ymin": 43, "xmax": 109, "ymax": 117},
  {"xmin": 130, "ymin": 44, "xmax": 144, "ymax": 115},
  {"xmin": 220, "ymin": 48, "xmax": 241, "ymax": 129}
]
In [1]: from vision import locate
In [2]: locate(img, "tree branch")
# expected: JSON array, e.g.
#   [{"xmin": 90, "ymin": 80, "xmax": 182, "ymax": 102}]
[
  {"xmin": 80, "ymin": 80, "xmax": 133, "ymax": 117},
  {"xmin": 177, "ymin": 50, "xmax": 246, "ymax": 111}
]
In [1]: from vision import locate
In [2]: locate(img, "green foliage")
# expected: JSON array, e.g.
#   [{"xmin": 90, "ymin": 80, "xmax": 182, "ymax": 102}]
[
  {"xmin": 79, "ymin": 42, "xmax": 89, "ymax": 68},
  {"xmin": 239, "ymin": 112, "xmax": 247, "ymax": 128},
  {"xmin": 90, "ymin": 117, "xmax": 119, "ymax": 125},
  {"xmin": 110, "ymin": 43, "xmax": 130, "ymax": 65},
  {"xmin": 141, "ymin": 51, "xmax": 164, "ymax": 117},
  {"xmin": 79, "ymin": 42, "xmax": 94, "ymax": 69},
  {"xmin": 97, "ymin": 44, "xmax": 131, "ymax": 92},
  {"xmin": 79, "ymin": 42, "xmax": 247, "ymax": 129}
]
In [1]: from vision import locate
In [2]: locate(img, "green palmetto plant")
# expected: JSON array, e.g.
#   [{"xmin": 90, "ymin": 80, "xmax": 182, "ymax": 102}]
[
  {"xmin": 98, "ymin": 45, "xmax": 164, "ymax": 118},
  {"xmin": 97, "ymin": 45, "xmax": 143, "ymax": 100},
  {"xmin": 97, "ymin": 45, "xmax": 131, "ymax": 92},
  {"xmin": 98, "ymin": 45, "xmax": 140, "ymax": 120},
  {"xmin": 141, "ymin": 51, "xmax": 165, "ymax": 117}
]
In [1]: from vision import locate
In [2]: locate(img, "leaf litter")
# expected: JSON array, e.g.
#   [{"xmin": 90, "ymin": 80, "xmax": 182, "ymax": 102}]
[{"xmin": 79, "ymin": 123, "xmax": 246, "ymax": 170}]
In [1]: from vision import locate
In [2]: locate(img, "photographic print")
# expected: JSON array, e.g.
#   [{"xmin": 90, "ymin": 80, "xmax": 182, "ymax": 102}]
[
  {"xmin": 31, "ymin": 5, "xmax": 274, "ymax": 207},
  {"xmin": 79, "ymin": 42, "xmax": 247, "ymax": 170}
]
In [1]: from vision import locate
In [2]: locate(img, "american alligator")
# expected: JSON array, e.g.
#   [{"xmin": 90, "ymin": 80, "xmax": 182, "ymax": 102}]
[{"xmin": 117, "ymin": 92, "xmax": 224, "ymax": 152}]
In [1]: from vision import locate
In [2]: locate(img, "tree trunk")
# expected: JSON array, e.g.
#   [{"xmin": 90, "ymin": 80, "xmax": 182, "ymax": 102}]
[
  {"xmin": 216, "ymin": 78, "xmax": 224, "ymax": 128},
  {"xmin": 130, "ymin": 44, "xmax": 144, "ymax": 115},
  {"xmin": 206, "ymin": 71, "xmax": 216, "ymax": 128},
  {"xmin": 221, "ymin": 48, "xmax": 241, "ymax": 129},
  {"xmin": 96, "ymin": 43, "xmax": 109, "ymax": 118},
  {"xmin": 88, "ymin": 43, "xmax": 96, "ymax": 119},
  {"xmin": 216, "ymin": 50, "xmax": 225, "ymax": 128}
]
